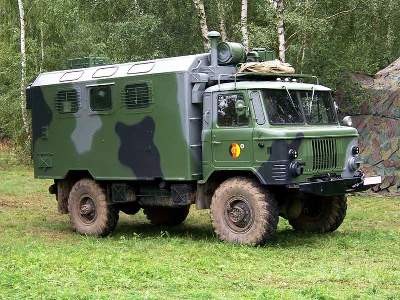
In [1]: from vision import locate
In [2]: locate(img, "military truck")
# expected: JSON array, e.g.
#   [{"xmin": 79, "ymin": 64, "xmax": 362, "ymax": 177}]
[{"xmin": 27, "ymin": 32, "xmax": 381, "ymax": 245}]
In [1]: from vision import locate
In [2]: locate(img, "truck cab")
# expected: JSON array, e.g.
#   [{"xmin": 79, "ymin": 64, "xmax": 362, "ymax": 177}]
[{"xmin": 202, "ymin": 81, "xmax": 361, "ymax": 190}]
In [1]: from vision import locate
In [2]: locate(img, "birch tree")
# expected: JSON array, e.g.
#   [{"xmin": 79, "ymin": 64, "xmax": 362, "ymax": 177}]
[
  {"xmin": 240, "ymin": 0, "xmax": 249, "ymax": 52},
  {"xmin": 216, "ymin": 1, "xmax": 227, "ymax": 41},
  {"xmin": 39, "ymin": 23, "xmax": 45, "ymax": 73},
  {"xmin": 17, "ymin": 0, "xmax": 30, "ymax": 136},
  {"xmin": 192, "ymin": 0, "xmax": 210, "ymax": 50},
  {"xmin": 270, "ymin": 0, "xmax": 286, "ymax": 62}
]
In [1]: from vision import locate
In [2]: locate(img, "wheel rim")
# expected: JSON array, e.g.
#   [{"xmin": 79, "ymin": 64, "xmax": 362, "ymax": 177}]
[
  {"xmin": 79, "ymin": 195, "xmax": 97, "ymax": 224},
  {"xmin": 224, "ymin": 196, "xmax": 254, "ymax": 233}
]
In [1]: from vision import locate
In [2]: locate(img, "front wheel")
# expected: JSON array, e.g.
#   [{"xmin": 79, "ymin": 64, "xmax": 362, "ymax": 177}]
[
  {"xmin": 68, "ymin": 179, "xmax": 119, "ymax": 237},
  {"xmin": 288, "ymin": 195, "xmax": 347, "ymax": 233},
  {"xmin": 210, "ymin": 177, "xmax": 279, "ymax": 246}
]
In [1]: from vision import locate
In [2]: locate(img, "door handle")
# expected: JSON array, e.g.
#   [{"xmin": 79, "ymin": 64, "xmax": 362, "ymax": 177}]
[{"xmin": 212, "ymin": 141, "xmax": 222, "ymax": 145}]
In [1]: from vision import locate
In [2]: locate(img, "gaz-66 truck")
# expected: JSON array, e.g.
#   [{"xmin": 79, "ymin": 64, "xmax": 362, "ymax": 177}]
[{"xmin": 27, "ymin": 32, "xmax": 381, "ymax": 245}]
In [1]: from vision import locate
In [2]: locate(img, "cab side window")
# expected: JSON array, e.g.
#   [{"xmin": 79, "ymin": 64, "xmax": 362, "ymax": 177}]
[
  {"xmin": 90, "ymin": 86, "xmax": 112, "ymax": 111},
  {"xmin": 217, "ymin": 93, "xmax": 249, "ymax": 127},
  {"xmin": 250, "ymin": 91, "xmax": 265, "ymax": 125}
]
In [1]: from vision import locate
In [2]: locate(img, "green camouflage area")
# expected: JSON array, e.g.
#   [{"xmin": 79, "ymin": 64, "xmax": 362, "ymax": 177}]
[{"xmin": 351, "ymin": 60, "xmax": 400, "ymax": 193}]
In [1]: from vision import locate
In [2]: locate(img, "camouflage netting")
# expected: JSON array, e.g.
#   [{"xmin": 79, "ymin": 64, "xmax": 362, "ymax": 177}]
[{"xmin": 344, "ymin": 59, "xmax": 400, "ymax": 193}]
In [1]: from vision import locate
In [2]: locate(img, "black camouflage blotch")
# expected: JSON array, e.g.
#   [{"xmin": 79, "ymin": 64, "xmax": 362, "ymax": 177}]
[
  {"xmin": 115, "ymin": 117, "xmax": 163, "ymax": 178},
  {"xmin": 257, "ymin": 133, "xmax": 304, "ymax": 184},
  {"xmin": 31, "ymin": 87, "xmax": 52, "ymax": 148}
]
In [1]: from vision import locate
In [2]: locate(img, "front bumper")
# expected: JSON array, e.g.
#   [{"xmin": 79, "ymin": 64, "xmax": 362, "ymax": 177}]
[{"xmin": 294, "ymin": 176, "xmax": 382, "ymax": 196}]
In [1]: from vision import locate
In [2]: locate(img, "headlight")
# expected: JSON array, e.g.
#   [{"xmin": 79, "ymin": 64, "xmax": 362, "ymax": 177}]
[
  {"xmin": 352, "ymin": 146, "xmax": 360, "ymax": 156},
  {"xmin": 348, "ymin": 157, "xmax": 361, "ymax": 171},
  {"xmin": 288, "ymin": 149, "xmax": 298, "ymax": 160}
]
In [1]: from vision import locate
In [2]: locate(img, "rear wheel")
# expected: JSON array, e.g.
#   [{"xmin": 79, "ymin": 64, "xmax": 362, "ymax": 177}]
[
  {"xmin": 143, "ymin": 205, "xmax": 190, "ymax": 226},
  {"xmin": 68, "ymin": 179, "xmax": 119, "ymax": 237},
  {"xmin": 210, "ymin": 177, "xmax": 279, "ymax": 246},
  {"xmin": 288, "ymin": 195, "xmax": 347, "ymax": 233}
]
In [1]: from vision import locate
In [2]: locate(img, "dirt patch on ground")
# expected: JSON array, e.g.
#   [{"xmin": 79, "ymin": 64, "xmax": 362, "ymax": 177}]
[
  {"xmin": 0, "ymin": 196, "xmax": 24, "ymax": 209},
  {"xmin": 0, "ymin": 194, "xmax": 54, "ymax": 210}
]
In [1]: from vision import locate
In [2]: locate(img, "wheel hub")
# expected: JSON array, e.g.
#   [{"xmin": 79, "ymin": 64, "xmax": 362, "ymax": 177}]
[
  {"xmin": 225, "ymin": 197, "xmax": 254, "ymax": 233},
  {"xmin": 80, "ymin": 203, "xmax": 95, "ymax": 215},
  {"xmin": 79, "ymin": 196, "xmax": 97, "ymax": 224}
]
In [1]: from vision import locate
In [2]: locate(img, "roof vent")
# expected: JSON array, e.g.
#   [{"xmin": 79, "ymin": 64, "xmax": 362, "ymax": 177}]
[{"xmin": 67, "ymin": 57, "xmax": 110, "ymax": 69}]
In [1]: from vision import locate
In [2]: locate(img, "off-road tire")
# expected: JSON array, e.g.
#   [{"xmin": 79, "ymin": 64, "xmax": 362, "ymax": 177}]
[
  {"xmin": 118, "ymin": 202, "xmax": 141, "ymax": 215},
  {"xmin": 143, "ymin": 206, "xmax": 190, "ymax": 226},
  {"xmin": 57, "ymin": 179, "xmax": 72, "ymax": 214},
  {"xmin": 210, "ymin": 177, "xmax": 279, "ymax": 246},
  {"xmin": 288, "ymin": 195, "xmax": 347, "ymax": 233},
  {"xmin": 68, "ymin": 179, "xmax": 119, "ymax": 237}
]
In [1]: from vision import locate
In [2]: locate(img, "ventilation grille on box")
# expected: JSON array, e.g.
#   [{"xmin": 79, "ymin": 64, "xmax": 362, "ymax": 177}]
[
  {"xmin": 122, "ymin": 83, "xmax": 152, "ymax": 109},
  {"xmin": 55, "ymin": 90, "xmax": 79, "ymax": 114}
]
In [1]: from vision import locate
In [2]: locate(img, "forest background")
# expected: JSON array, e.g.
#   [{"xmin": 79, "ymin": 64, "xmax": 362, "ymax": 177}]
[{"xmin": 0, "ymin": 0, "xmax": 399, "ymax": 157}]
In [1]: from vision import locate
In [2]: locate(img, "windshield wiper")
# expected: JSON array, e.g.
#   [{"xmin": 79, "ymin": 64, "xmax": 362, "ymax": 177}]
[
  {"xmin": 283, "ymin": 86, "xmax": 297, "ymax": 109},
  {"xmin": 311, "ymin": 85, "xmax": 315, "ymax": 102}
]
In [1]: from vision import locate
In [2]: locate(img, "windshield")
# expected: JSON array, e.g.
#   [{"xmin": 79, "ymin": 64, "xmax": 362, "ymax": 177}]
[
  {"xmin": 260, "ymin": 89, "xmax": 337, "ymax": 125},
  {"xmin": 298, "ymin": 90, "xmax": 337, "ymax": 124},
  {"xmin": 261, "ymin": 89, "xmax": 304, "ymax": 124}
]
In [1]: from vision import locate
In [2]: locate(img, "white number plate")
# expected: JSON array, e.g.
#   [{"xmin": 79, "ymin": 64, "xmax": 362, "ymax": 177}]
[{"xmin": 363, "ymin": 176, "xmax": 382, "ymax": 186}]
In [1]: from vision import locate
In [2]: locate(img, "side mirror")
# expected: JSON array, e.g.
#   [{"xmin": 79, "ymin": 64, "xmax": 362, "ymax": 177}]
[
  {"xmin": 235, "ymin": 100, "xmax": 248, "ymax": 117},
  {"xmin": 342, "ymin": 116, "xmax": 353, "ymax": 127}
]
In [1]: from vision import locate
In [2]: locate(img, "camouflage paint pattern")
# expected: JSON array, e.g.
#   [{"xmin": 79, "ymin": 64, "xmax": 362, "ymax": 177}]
[
  {"xmin": 30, "ymin": 55, "xmax": 361, "ymax": 190},
  {"xmin": 30, "ymin": 55, "xmax": 205, "ymax": 182}
]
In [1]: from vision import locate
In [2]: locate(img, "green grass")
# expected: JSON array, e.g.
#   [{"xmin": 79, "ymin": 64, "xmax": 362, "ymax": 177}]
[{"xmin": 0, "ymin": 160, "xmax": 399, "ymax": 299}]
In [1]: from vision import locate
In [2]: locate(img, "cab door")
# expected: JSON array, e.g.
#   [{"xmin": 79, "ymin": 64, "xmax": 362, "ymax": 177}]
[{"xmin": 211, "ymin": 91, "xmax": 253, "ymax": 167}]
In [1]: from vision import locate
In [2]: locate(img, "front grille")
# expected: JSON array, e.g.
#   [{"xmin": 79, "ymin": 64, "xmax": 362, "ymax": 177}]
[{"xmin": 312, "ymin": 138, "xmax": 338, "ymax": 170}]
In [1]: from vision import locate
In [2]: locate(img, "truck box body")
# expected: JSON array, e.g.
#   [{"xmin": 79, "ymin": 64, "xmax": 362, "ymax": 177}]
[{"xmin": 28, "ymin": 54, "xmax": 208, "ymax": 181}]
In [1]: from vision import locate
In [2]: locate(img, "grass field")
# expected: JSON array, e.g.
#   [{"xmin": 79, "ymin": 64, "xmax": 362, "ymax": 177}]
[{"xmin": 0, "ymin": 147, "xmax": 399, "ymax": 299}]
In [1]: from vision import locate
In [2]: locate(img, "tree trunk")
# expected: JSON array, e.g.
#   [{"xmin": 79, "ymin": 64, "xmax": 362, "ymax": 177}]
[
  {"xmin": 270, "ymin": 0, "xmax": 286, "ymax": 62},
  {"xmin": 217, "ymin": 1, "xmax": 228, "ymax": 41},
  {"xmin": 276, "ymin": 0, "xmax": 286, "ymax": 62},
  {"xmin": 299, "ymin": 0, "xmax": 309, "ymax": 72},
  {"xmin": 40, "ymin": 23, "xmax": 44, "ymax": 73},
  {"xmin": 17, "ymin": 0, "xmax": 30, "ymax": 136},
  {"xmin": 240, "ymin": 0, "xmax": 249, "ymax": 52},
  {"xmin": 192, "ymin": 0, "xmax": 210, "ymax": 51}
]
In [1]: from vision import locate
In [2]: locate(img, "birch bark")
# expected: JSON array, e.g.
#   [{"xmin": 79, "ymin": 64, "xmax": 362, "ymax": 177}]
[
  {"xmin": 40, "ymin": 24, "xmax": 45, "ymax": 73},
  {"xmin": 269, "ymin": 0, "xmax": 286, "ymax": 62},
  {"xmin": 17, "ymin": 0, "xmax": 30, "ymax": 136},
  {"xmin": 192, "ymin": 0, "xmax": 210, "ymax": 50},
  {"xmin": 240, "ymin": 0, "xmax": 249, "ymax": 52},
  {"xmin": 276, "ymin": 0, "xmax": 286, "ymax": 62},
  {"xmin": 217, "ymin": 1, "xmax": 228, "ymax": 41}
]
